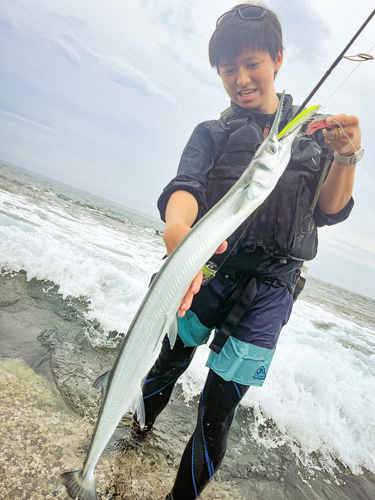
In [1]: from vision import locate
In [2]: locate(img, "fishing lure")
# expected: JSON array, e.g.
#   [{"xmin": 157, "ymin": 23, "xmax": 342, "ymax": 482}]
[{"xmin": 277, "ymin": 104, "xmax": 321, "ymax": 139}]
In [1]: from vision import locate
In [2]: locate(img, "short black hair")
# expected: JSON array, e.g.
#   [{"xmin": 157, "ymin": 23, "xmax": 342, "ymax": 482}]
[{"xmin": 209, "ymin": 2, "xmax": 283, "ymax": 68}]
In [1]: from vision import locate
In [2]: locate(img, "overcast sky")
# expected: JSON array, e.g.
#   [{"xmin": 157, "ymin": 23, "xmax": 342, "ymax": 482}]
[{"xmin": 1, "ymin": 0, "xmax": 374, "ymax": 298}]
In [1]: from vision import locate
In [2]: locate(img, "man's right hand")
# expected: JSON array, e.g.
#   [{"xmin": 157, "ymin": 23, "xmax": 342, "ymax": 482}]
[{"xmin": 163, "ymin": 192, "xmax": 227, "ymax": 317}]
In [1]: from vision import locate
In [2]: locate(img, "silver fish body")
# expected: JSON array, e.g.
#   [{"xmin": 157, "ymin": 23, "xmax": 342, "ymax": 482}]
[{"xmin": 60, "ymin": 92, "xmax": 308, "ymax": 500}]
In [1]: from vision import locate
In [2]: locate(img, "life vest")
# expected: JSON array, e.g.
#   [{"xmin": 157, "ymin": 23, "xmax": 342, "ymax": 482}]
[{"xmin": 205, "ymin": 105, "xmax": 325, "ymax": 261}]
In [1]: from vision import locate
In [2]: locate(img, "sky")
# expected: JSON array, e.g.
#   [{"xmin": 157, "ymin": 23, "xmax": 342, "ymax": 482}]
[{"xmin": 1, "ymin": 0, "xmax": 375, "ymax": 299}]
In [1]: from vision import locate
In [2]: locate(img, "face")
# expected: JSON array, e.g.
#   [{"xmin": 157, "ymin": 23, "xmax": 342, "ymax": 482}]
[{"xmin": 218, "ymin": 49, "xmax": 283, "ymax": 114}]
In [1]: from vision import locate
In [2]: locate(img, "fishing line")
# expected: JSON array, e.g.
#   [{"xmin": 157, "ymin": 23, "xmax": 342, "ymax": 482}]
[
  {"xmin": 211, "ymin": 206, "xmax": 262, "ymax": 276},
  {"xmin": 294, "ymin": 9, "xmax": 375, "ymax": 116},
  {"xmin": 209, "ymin": 14, "xmax": 375, "ymax": 280},
  {"xmin": 323, "ymin": 45, "xmax": 375, "ymax": 108},
  {"xmin": 211, "ymin": 13, "xmax": 375, "ymax": 274},
  {"xmin": 327, "ymin": 117, "xmax": 358, "ymax": 151}
]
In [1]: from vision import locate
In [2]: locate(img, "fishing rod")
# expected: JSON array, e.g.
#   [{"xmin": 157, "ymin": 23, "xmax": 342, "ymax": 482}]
[{"xmin": 294, "ymin": 8, "xmax": 375, "ymax": 116}]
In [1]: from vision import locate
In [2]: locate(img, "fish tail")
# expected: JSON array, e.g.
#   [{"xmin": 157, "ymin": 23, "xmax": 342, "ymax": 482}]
[{"xmin": 59, "ymin": 470, "xmax": 98, "ymax": 500}]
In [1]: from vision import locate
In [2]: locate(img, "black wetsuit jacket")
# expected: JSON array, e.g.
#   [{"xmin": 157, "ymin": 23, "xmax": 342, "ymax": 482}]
[{"xmin": 158, "ymin": 94, "xmax": 353, "ymax": 285}]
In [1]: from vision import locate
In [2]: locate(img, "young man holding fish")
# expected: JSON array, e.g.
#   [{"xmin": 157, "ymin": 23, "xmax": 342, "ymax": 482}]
[{"xmin": 137, "ymin": 4, "xmax": 362, "ymax": 500}]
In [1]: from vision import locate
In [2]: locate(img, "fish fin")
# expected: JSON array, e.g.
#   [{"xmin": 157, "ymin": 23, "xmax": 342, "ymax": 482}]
[
  {"xmin": 167, "ymin": 314, "xmax": 178, "ymax": 349},
  {"xmin": 93, "ymin": 371, "xmax": 110, "ymax": 399},
  {"xmin": 131, "ymin": 391, "xmax": 146, "ymax": 429},
  {"xmin": 59, "ymin": 470, "xmax": 98, "ymax": 500},
  {"xmin": 151, "ymin": 313, "xmax": 170, "ymax": 352}
]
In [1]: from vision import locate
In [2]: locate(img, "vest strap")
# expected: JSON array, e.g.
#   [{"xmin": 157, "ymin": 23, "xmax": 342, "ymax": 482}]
[
  {"xmin": 224, "ymin": 142, "xmax": 258, "ymax": 153},
  {"xmin": 209, "ymin": 277, "xmax": 258, "ymax": 354}
]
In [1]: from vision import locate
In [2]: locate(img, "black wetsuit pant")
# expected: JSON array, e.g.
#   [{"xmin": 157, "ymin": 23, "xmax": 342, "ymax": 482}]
[{"xmin": 139, "ymin": 335, "xmax": 249, "ymax": 500}]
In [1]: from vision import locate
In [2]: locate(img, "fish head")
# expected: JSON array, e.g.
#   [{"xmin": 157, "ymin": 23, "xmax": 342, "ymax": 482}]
[{"xmin": 246, "ymin": 91, "xmax": 302, "ymax": 188}]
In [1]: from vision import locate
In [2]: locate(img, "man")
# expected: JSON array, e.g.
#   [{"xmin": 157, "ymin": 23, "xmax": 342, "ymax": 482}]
[{"xmin": 133, "ymin": 4, "xmax": 362, "ymax": 499}]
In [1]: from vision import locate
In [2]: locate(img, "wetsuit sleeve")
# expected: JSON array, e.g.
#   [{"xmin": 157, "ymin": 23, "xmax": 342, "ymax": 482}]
[
  {"xmin": 157, "ymin": 121, "xmax": 225, "ymax": 222},
  {"xmin": 314, "ymin": 197, "xmax": 354, "ymax": 227},
  {"xmin": 311, "ymin": 128, "xmax": 355, "ymax": 227}
]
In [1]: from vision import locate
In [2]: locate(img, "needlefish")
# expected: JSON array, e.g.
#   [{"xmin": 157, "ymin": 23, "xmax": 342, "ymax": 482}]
[{"xmin": 60, "ymin": 91, "xmax": 320, "ymax": 500}]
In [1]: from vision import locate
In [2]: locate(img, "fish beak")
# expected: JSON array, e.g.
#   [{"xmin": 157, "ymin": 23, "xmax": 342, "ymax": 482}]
[{"xmin": 268, "ymin": 90, "xmax": 286, "ymax": 140}]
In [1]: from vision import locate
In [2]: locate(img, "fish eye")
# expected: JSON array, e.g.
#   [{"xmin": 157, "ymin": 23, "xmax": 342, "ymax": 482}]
[
  {"xmin": 258, "ymin": 162, "xmax": 271, "ymax": 171},
  {"xmin": 269, "ymin": 145, "xmax": 277, "ymax": 154}
]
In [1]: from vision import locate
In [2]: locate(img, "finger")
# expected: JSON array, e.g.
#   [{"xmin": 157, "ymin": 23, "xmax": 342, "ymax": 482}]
[
  {"xmin": 323, "ymin": 126, "xmax": 345, "ymax": 144},
  {"xmin": 215, "ymin": 241, "xmax": 228, "ymax": 254},
  {"xmin": 178, "ymin": 271, "xmax": 203, "ymax": 317},
  {"xmin": 322, "ymin": 128, "xmax": 334, "ymax": 145},
  {"xmin": 326, "ymin": 114, "xmax": 359, "ymax": 129},
  {"xmin": 190, "ymin": 270, "xmax": 203, "ymax": 295},
  {"xmin": 178, "ymin": 293, "xmax": 193, "ymax": 318}
]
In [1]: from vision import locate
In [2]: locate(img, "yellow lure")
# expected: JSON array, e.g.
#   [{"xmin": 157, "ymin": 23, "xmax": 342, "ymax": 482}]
[{"xmin": 277, "ymin": 104, "xmax": 321, "ymax": 140}]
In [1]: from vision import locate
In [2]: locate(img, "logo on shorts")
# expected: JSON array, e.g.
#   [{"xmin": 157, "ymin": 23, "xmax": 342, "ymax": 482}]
[{"xmin": 254, "ymin": 365, "xmax": 266, "ymax": 380}]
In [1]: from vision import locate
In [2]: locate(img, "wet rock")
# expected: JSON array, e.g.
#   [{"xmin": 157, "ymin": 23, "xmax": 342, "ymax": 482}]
[
  {"xmin": 38, "ymin": 325, "xmax": 118, "ymax": 422},
  {"xmin": 1, "ymin": 271, "xmax": 375, "ymax": 500},
  {"xmin": 0, "ymin": 277, "xmax": 20, "ymax": 307}
]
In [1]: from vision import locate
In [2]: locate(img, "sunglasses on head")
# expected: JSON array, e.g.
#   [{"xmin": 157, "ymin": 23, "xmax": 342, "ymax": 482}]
[{"xmin": 216, "ymin": 6, "xmax": 265, "ymax": 29}]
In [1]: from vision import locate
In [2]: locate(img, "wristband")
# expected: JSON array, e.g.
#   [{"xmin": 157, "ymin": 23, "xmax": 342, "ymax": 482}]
[{"xmin": 334, "ymin": 148, "xmax": 364, "ymax": 165}]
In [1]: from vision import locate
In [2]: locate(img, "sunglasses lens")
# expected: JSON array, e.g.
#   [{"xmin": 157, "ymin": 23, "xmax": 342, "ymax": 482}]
[
  {"xmin": 239, "ymin": 6, "xmax": 265, "ymax": 19},
  {"xmin": 216, "ymin": 11, "xmax": 235, "ymax": 28},
  {"xmin": 216, "ymin": 6, "xmax": 265, "ymax": 29}
]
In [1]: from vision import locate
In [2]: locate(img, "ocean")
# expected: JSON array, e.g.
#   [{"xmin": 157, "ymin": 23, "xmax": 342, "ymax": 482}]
[{"xmin": 1, "ymin": 160, "xmax": 374, "ymax": 499}]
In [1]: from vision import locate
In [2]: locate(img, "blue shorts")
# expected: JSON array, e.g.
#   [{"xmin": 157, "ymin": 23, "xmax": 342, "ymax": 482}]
[{"xmin": 177, "ymin": 273, "xmax": 293, "ymax": 386}]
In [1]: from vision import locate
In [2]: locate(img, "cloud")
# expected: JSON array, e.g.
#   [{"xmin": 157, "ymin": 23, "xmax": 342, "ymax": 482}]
[
  {"xmin": 0, "ymin": 0, "xmax": 374, "ymax": 297},
  {"xmin": 325, "ymin": 238, "xmax": 375, "ymax": 270},
  {"xmin": 270, "ymin": 0, "xmax": 329, "ymax": 63},
  {"xmin": 157, "ymin": 4, "xmax": 196, "ymax": 37},
  {"xmin": 52, "ymin": 35, "xmax": 82, "ymax": 64},
  {"xmin": 1, "ymin": 0, "xmax": 178, "ymax": 105},
  {"xmin": 0, "ymin": 109, "xmax": 56, "ymax": 133},
  {"xmin": 98, "ymin": 53, "xmax": 178, "ymax": 106},
  {"xmin": 45, "ymin": 30, "xmax": 179, "ymax": 105},
  {"xmin": 308, "ymin": 242, "xmax": 375, "ymax": 299}
]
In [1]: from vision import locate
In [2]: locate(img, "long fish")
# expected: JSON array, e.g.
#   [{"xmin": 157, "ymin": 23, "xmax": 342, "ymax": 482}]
[{"xmin": 60, "ymin": 92, "xmax": 319, "ymax": 500}]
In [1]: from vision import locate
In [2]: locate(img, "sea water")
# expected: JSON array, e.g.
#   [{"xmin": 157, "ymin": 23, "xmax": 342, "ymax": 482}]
[{"xmin": 1, "ymin": 161, "xmax": 374, "ymax": 480}]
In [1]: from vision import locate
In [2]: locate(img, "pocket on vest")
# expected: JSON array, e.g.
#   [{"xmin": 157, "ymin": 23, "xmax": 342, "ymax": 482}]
[{"xmin": 270, "ymin": 171, "xmax": 318, "ymax": 261}]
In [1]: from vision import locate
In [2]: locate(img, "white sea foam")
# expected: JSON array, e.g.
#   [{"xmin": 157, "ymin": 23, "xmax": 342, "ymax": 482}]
[
  {"xmin": 1, "ymin": 172, "xmax": 374, "ymax": 476},
  {"xmin": 247, "ymin": 300, "xmax": 375, "ymax": 474},
  {"xmin": 0, "ymin": 186, "xmax": 165, "ymax": 333},
  {"xmin": 178, "ymin": 300, "xmax": 375, "ymax": 475}
]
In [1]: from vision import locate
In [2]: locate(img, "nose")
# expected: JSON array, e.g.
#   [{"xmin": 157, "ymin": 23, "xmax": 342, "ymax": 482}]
[{"xmin": 236, "ymin": 65, "xmax": 251, "ymax": 86}]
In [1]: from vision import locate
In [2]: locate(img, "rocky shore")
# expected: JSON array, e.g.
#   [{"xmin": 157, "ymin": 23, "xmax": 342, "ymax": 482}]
[{"xmin": 1, "ymin": 270, "xmax": 374, "ymax": 499}]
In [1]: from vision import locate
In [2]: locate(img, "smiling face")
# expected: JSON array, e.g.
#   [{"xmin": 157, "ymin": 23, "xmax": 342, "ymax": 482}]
[{"xmin": 218, "ymin": 49, "xmax": 283, "ymax": 114}]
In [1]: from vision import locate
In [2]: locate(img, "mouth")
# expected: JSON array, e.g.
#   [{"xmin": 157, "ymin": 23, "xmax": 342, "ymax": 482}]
[{"xmin": 239, "ymin": 89, "xmax": 256, "ymax": 97}]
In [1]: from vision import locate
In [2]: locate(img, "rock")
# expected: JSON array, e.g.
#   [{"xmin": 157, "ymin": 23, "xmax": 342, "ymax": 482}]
[
  {"xmin": 0, "ymin": 277, "xmax": 20, "ymax": 307},
  {"xmin": 1, "ymin": 271, "xmax": 375, "ymax": 500},
  {"xmin": 0, "ymin": 367, "xmax": 17, "ymax": 383}
]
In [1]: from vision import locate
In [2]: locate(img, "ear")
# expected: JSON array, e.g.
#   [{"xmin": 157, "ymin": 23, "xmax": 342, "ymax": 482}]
[{"xmin": 274, "ymin": 52, "xmax": 283, "ymax": 72}]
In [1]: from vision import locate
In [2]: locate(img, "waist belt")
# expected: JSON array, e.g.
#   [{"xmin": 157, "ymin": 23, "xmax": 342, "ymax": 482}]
[{"xmin": 209, "ymin": 274, "xmax": 258, "ymax": 355}]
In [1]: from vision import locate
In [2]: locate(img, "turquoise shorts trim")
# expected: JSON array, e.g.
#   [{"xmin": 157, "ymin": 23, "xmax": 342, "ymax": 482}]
[
  {"xmin": 177, "ymin": 312, "xmax": 275, "ymax": 386},
  {"xmin": 206, "ymin": 337, "xmax": 275, "ymax": 386},
  {"xmin": 177, "ymin": 310, "xmax": 212, "ymax": 347}
]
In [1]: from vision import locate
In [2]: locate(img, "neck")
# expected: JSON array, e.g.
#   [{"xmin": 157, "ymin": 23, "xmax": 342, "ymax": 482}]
[{"xmin": 256, "ymin": 93, "xmax": 279, "ymax": 114}]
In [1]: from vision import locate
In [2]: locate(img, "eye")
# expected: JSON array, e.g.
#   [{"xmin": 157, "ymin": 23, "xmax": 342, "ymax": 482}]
[
  {"xmin": 269, "ymin": 144, "xmax": 277, "ymax": 154},
  {"xmin": 258, "ymin": 162, "xmax": 271, "ymax": 171}
]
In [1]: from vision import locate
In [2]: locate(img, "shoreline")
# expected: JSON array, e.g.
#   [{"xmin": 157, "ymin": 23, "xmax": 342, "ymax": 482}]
[{"xmin": 1, "ymin": 269, "xmax": 374, "ymax": 499}]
